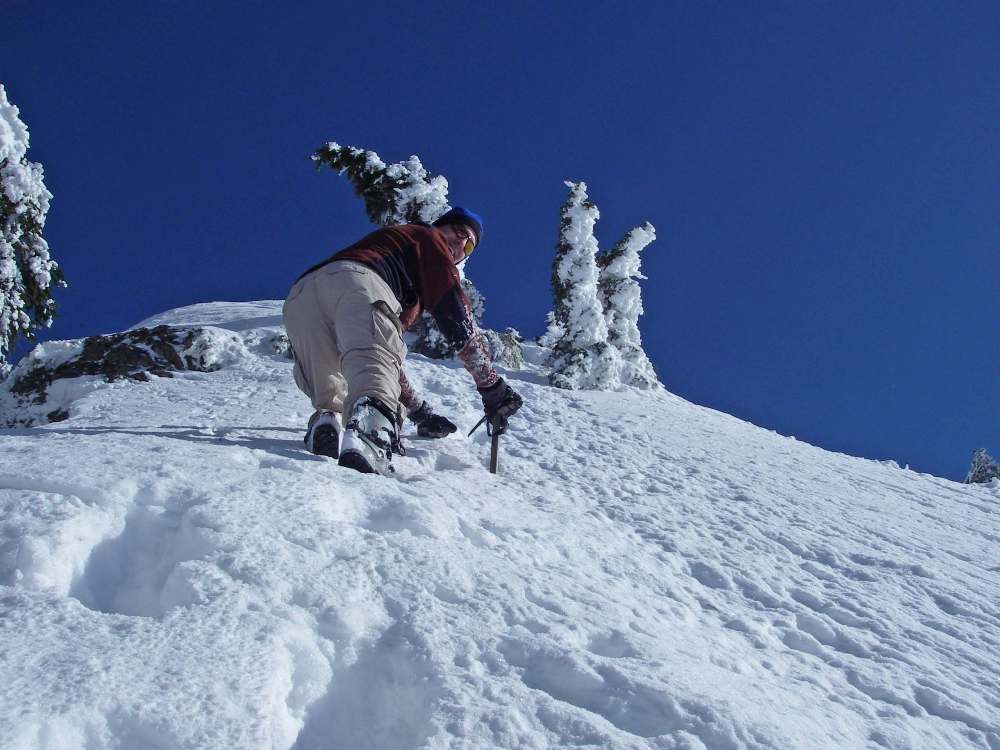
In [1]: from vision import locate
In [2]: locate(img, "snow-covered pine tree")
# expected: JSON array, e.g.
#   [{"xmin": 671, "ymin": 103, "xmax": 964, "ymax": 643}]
[
  {"xmin": 463, "ymin": 277, "xmax": 485, "ymax": 323},
  {"xmin": 0, "ymin": 85, "xmax": 65, "ymax": 371},
  {"xmin": 964, "ymin": 448, "xmax": 1000, "ymax": 485},
  {"xmin": 312, "ymin": 142, "xmax": 450, "ymax": 225},
  {"xmin": 546, "ymin": 181, "xmax": 619, "ymax": 390},
  {"xmin": 537, "ymin": 310, "xmax": 564, "ymax": 349},
  {"xmin": 598, "ymin": 222, "xmax": 659, "ymax": 388},
  {"xmin": 481, "ymin": 327, "xmax": 525, "ymax": 370},
  {"xmin": 312, "ymin": 142, "xmax": 495, "ymax": 359}
]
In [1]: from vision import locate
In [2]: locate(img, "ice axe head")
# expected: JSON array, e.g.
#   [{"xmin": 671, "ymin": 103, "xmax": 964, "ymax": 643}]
[{"xmin": 488, "ymin": 413, "xmax": 509, "ymax": 436}]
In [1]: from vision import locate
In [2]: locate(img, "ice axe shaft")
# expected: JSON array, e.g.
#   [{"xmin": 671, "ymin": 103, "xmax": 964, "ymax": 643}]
[
  {"xmin": 490, "ymin": 430, "xmax": 500, "ymax": 473},
  {"xmin": 468, "ymin": 413, "xmax": 507, "ymax": 474}
]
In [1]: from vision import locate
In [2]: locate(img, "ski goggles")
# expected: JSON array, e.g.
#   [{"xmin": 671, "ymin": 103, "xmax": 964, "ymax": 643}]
[{"xmin": 456, "ymin": 226, "xmax": 477, "ymax": 258}]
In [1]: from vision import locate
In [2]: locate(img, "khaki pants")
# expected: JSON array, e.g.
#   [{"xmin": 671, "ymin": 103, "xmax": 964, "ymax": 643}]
[{"xmin": 282, "ymin": 261, "xmax": 406, "ymax": 419}]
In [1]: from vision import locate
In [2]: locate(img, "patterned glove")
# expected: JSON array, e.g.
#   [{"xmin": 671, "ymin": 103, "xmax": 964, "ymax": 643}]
[{"xmin": 407, "ymin": 401, "xmax": 458, "ymax": 438}]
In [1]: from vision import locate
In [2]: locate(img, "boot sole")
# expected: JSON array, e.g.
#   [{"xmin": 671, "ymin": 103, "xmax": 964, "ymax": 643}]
[
  {"xmin": 309, "ymin": 425, "xmax": 339, "ymax": 459},
  {"xmin": 338, "ymin": 450, "xmax": 377, "ymax": 474}
]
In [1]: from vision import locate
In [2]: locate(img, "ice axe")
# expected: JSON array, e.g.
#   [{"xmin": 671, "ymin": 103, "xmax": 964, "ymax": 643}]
[{"xmin": 468, "ymin": 412, "xmax": 509, "ymax": 474}]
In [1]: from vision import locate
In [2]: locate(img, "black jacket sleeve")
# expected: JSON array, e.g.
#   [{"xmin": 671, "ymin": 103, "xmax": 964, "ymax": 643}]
[{"xmin": 429, "ymin": 286, "xmax": 476, "ymax": 351}]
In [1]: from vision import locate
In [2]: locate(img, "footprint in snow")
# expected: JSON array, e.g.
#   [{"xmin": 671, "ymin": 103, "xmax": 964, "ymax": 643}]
[
  {"xmin": 688, "ymin": 561, "xmax": 732, "ymax": 590},
  {"xmin": 586, "ymin": 630, "xmax": 639, "ymax": 659},
  {"xmin": 434, "ymin": 454, "xmax": 474, "ymax": 472}
]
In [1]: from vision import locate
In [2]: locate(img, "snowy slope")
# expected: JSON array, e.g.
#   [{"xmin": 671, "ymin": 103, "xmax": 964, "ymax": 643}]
[{"xmin": 1, "ymin": 301, "xmax": 998, "ymax": 750}]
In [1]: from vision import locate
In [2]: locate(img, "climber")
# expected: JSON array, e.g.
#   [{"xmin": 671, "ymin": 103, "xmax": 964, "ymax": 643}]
[{"xmin": 282, "ymin": 207, "xmax": 523, "ymax": 474}]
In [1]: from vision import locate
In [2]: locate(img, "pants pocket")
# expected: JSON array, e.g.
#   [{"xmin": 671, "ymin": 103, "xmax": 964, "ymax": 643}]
[
  {"xmin": 372, "ymin": 300, "xmax": 406, "ymax": 363},
  {"xmin": 292, "ymin": 354, "xmax": 311, "ymax": 394},
  {"xmin": 284, "ymin": 278, "xmax": 307, "ymax": 306}
]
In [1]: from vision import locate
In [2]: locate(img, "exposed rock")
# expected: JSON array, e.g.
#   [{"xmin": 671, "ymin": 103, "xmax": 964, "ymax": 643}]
[
  {"xmin": 268, "ymin": 332, "xmax": 294, "ymax": 360},
  {"xmin": 3, "ymin": 325, "xmax": 245, "ymax": 425},
  {"xmin": 11, "ymin": 326, "xmax": 219, "ymax": 402}
]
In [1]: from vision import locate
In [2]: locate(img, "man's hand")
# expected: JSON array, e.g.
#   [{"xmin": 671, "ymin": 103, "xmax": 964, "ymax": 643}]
[
  {"xmin": 407, "ymin": 401, "xmax": 458, "ymax": 438},
  {"xmin": 478, "ymin": 378, "xmax": 523, "ymax": 423}
]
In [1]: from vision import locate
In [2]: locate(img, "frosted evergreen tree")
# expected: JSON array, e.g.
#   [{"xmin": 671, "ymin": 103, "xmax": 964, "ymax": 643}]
[
  {"xmin": 537, "ymin": 310, "xmax": 564, "ymax": 349},
  {"xmin": 313, "ymin": 142, "xmax": 493, "ymax": 358},
  {"xmin": 546, "ymin": 181, "xmax": 618, "ymax": 390},
  {"xmin": 463, "ymin": 277, "xmax": 485, "ymax": 324},
  {"xmin": 0, "ymin": 85, "xmax": 65, "ymax": 369},
  {"xmin": 964, "ymin": 448, "xmax": 1000, "ymax": 485},
  {"xmin": 312, "ymin": 142, "xmax": 449, "ymax": 225},
  {"xmin": 482, "ymin": 327, "xmax": 525, "ymax": 369},
  {"xmin": 598, "ymin": 222, "xmax": 659, "ymax": 388}
]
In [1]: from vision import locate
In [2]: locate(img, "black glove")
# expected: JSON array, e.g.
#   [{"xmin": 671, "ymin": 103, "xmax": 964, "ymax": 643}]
[
  {"xmin": 478, "ymin": 378, "xmax": 523, "ymax": 423},
  {"xmin": 407, "ymin": 401, "xmax": 458, "ymax": 438}
]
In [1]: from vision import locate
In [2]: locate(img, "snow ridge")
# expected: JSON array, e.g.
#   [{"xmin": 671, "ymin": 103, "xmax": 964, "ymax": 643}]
[{"xmin": 1, "ymin": 301, "xmax": 998, "ymax": 750}]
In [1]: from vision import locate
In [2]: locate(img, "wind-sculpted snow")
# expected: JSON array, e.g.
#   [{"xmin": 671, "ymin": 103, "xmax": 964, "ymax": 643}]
[{"xmin": 1, "ymin": 301, "xmax": 998, "ymax": 749}]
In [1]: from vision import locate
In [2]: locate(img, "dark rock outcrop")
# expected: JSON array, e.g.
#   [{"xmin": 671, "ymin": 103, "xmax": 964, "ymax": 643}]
[{"xmin": 4, "ymin": 326, "xmax": 239, "ymax": 424}]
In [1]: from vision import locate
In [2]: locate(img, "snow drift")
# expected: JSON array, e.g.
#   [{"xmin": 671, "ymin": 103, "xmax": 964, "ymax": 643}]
[{"xmin": 1, "ymin": 301, "xmax": 998, "ymax": 749}]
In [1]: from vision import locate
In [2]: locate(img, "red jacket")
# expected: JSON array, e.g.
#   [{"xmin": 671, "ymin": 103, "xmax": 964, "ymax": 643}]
[
  {"xmin": 297, "ymin": 223, "xmax": 500, "ymax": 394},
  {"xmin": 300, "ymin": 223, "xmax": 475, "ymax": 350}
]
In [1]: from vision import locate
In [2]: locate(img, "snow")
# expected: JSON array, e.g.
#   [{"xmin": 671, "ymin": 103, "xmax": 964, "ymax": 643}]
[
  {"xmin": 1, "ymin": 300, "xmax": 999, "ymax": 749},
  {"xmin": 14, "ymin": 338, "xmax": 86, "ymax": 370},
  {"xmin": 384, "ymin": 155, "xmax": 450, "ymax": 225},
  {"xmin": 0, "ymin": 85, "xmax": 31, "ymax": 165}
]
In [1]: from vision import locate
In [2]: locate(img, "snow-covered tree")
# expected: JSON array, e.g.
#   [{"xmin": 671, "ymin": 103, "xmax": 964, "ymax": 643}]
[
  {"xmin": 0, "ymin": 85, "xmax": 65, "ymax": 368},
  {"xmin": 598, "ymin": 222, "xmax": 659, "ymax": 388},
  {"xmin": 482, "ymin": 327, "xmax": 525, "ymax": 369},
  {"xmin": 313, "ymin": 142, "xmax": 499, "ymax": 359},
  {"xmin": 463, "ymin": 277, "xmax": 486, "ymax": 324},
  {"xmin": 312, "ymin": 142, "xmax": 449, "ymax": 226},
  {"xmin": 545, "ymin": 181, "xmax": 619, "ymax": 390},
  {"xmin": 964, "ymin": 448, "xmax": 1000, "ymax": 485},
  {"xmin": 537, "ymin": 310, "xmax": 564, "ymax": 349}
]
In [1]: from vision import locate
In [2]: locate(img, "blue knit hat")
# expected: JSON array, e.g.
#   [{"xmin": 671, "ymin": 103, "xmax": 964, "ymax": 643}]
[{"xmin": 433, "ymin": 206, "xmax": 484, "ymax": 246}]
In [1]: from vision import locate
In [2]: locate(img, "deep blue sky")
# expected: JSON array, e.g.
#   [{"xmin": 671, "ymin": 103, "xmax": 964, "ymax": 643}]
[{"xmin": 5, "ymin": 1, "xmax": 998, "ymax": 481}]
